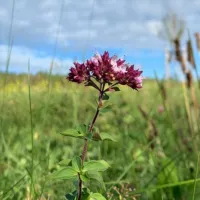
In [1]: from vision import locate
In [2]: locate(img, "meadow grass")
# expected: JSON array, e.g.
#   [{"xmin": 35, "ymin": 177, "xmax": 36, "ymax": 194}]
[{"xmin": 0, "ymin": 72, "xmax": 200, "ymax": 199}]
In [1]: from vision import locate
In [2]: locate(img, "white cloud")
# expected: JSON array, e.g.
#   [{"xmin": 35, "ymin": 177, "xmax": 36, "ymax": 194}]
[
  {"xmin": 0, "ymin": 0, "xmax": 200, "ymax": 73},
  {"xmin": 146, "ymin": 20, "xmax": 163, "ymax": 36},
  {"xmin": 15, "ymin": 19, "xmax": 29, "ymax": 28},
  {"xmin": 0, "ymin": 45, "xmax": 75, "ymax": 74},
  {"xmin": 2, "ymin": 0, "xmax": 195, "ymax": 50},
  {"xmin": 0, "ymin": 7, "xmax": 7, "ymax": 19}
]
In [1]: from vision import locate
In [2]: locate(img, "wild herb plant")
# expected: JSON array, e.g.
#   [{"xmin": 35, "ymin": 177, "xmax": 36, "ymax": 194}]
[{"xmin": 50, "ymin": 51, "xmax": 143, "ymax": 199}]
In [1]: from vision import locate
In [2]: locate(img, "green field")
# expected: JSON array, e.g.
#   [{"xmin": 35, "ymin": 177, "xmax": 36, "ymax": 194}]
[{"xmin": 0, "ymin": 72, "xmax": 200, "ymax": 199}]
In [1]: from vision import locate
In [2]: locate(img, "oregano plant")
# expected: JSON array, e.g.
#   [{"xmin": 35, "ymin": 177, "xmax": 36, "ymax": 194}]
[{"xmin": 50, "ymin": 51, "xmax": 143, "ymax": 199}]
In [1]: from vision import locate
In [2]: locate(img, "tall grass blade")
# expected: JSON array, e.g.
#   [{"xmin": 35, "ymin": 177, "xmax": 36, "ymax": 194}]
[
  {"xmin": 131, "ymin": 178, "xmax": 200, "ymax": 195},
  {"xmin": 0, "ymin": 0, "xmax": 15, "ymax": 154},
  {"xmin": 192, "ymin": 153, "xmax": 200, "ymax": 200},
  {"xmin": 27, "ymin": 59, "xmax": 34, "ymax": 199}
]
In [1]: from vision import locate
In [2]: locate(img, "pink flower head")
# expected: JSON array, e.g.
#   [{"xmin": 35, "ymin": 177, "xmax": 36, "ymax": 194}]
[
  {"xmin": 116, "ymin": 65, "xmax": 143, "ymax": 90},
  {"xmin": 67, "ymin": 62, "xmax": 89, "ymax": 83},
  {"xmin": 110, "ymin": 56, "xmax": 127, "ymax": 73},
  {"xmin": 135, "ymin": 76, "xmax": 143, "ymax": 88},
  {"xmin": 67, "ymin": 51, "xmax": 143, "ymax": 90},
  {"xmin": 91, "ymin": 52, "xmax": 102, "ymax": 65}
]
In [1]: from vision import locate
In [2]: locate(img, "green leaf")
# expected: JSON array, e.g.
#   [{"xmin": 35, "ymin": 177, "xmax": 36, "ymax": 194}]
[
  {"xmin": 92, "ymin": 133, "xmax": 102, "ymax": 141},
  {"xmin": 88, "ymin": 193, "xmax": 106, "ymax": 200},
  {"xmin": 111, "ymin": 86, "xmax": 120, "ymax": 91},
  {"xmin": 80, "ymin": 174, "xmax": 90, "ymax": 182},
  {"xmin": 85, "ymin": 132, "xmax": 93, "ymax": 141},
  {"xmin": 77, "ymin": 124, "xmax": 89, "ymax": 135},
  {"xmin": 99, "ymin": 105, "xmax": 112, "ymax": 113},
  {"xmin": 86, "ymin": 171, "xmax": 104, "ymax": 182},
  {"xmin": 92, "ymin": 132, "xmax": 117, "ymax": 142},
  {"xmin": 83, "ymin": 160, "xmax": 110, "ymax": 172},
  {"xmin": 100, "ymin": 132, "xmax": 117, "ymax": 142},
  {"xmin": 51, "ymin": 167, "xmax": 78, "ymax": 180},
  {"xmin": 65, "ymin": 191, "xmax": 77, "ymax": 200},
  {"xmin": 60, "ymin": 129, "xmax": 84, "ymax": 139},
  {"xmin": 102, "ymin": 93, "xmax": 109, "ymax": 100},
  {"xmin": 72, "ymin": 156, "xmax": 81, "ymax": 172},
  {"xmin": 86, "ymin": 171, "xmax": 105, "ymax": 190},
  {"xmin": 85, "ymin": 80, "xmax": 100, "ymax": 91},
  {"xmin": 58, "ymin": 159, "xmax": 71, "ymax": 167},
  {"xmin": 158, "ymin": 158, "xmax": 179, "ymax": 184}
]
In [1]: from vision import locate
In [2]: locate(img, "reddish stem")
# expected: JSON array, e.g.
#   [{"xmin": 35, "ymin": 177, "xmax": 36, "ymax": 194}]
[{"xmin": 77, "ymin": 82, "xmax": 104, "ymax": 200}]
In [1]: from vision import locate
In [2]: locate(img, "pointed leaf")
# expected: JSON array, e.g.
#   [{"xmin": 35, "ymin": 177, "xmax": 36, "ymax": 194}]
[
  {"xmin": 65, "ymin": 191, "xmax": 77, "ymax": 200},
  {"xmin": 77, "ymin": 124, "xmax": 89, "ymax": 135},
  {"xmin": 51, "ymin": 167, "xmax": 78, "ymax": 180},
  {"xmin": 100, "ymin": 132, "xmax": 117, "ymax": 142},
  {"xmin": 80, "ymin": 174, "xmax": 90, "ymax": 182},
  {"xmin": 92, "ymin": 132, "xmax": 117, "ymax": 142},
  {"xmin": 86, "ymin": 171, "xmax": 105, "ymax": 190},
  {"xmin": 85, "ymin": 132, "xmax": 93, "ymax": 141},
  {"xmin": 99, "ymin": 105, "xmax": 112, "ymax": 113},
  {"xmin": 58, "ymin": 159, "xmax": 72, "ymax": 167},
  {"xmin": 83, "ymin": 160, "xmax": 110, "ymax": 172},
  {"xmin": 88, "ymin": 193, "xmax": 106, "ymax": 200},
  {"xmin": 102, "ymin": 93, "xmax": 109, "ymax": 100},
  {"xmin": 72, "ymin": 156, "xmax": 81, "ymax": 172},
  {"xmin": 82, "ymin": 188, "xmax": 91, "ymax": 199},
  {"xmin": 85, "ymin": 80, "xmax": 100, "ymax": 91},
  {"xmin": 86, "ymin": 171, "xmax": 104, "ymax": 182},
  {"xmin": 60, "ymin": 129, "xmax": 84, "ymax": 139},
  {"xmin": 92, "ymin": 133, "xmax": 102, "ymax": 141},
  {"xmin": 111, "ymin": 86, "xmax": 120, "ymax": 91}
]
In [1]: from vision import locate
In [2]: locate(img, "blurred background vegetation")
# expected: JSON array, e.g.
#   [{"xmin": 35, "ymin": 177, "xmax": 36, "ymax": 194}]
[
  {"xmin": 1, "ymin": 69, "xmax": 200, "ymax": 199},
  {"xmin": 1, "ymin": 1, "xmax": 200, "ymax": 199}
]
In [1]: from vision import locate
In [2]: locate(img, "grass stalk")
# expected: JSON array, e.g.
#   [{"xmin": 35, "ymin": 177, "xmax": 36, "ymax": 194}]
[
  {"xmin": 192, "ymin": 152, "xmax": 200, "ymax": 200},
  {"xmin": 28, "ymin": 59, "xmax": 34, "ymax": 199}
]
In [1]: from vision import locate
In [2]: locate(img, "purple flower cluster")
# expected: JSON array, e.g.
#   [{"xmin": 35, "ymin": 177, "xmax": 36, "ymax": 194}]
[{"xmin": 67, "ymin": 51, "xmax": 143, "ymax": 90}]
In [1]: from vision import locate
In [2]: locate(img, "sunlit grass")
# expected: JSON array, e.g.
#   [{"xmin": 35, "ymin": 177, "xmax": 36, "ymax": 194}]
[{"xmin": 0, "ymin": 73, "xmax": 200, "ymax": 199}]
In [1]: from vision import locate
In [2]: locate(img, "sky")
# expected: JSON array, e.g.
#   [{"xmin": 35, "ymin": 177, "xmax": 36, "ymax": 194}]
[{"xmin": 0, "ymin": 0, "xmax": 200, "ymax": 78}]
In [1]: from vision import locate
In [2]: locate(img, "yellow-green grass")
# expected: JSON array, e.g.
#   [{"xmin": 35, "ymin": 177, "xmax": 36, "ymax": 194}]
[{"xmin": 0, "ymin": 73, "xmax": 200, "ymax": 200}]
